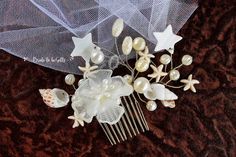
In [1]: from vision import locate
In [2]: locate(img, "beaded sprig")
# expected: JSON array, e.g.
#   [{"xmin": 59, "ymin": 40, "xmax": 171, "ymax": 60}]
[{"xmin": 39, "ymin": 18, "xmax": 200, "ymax": 142}]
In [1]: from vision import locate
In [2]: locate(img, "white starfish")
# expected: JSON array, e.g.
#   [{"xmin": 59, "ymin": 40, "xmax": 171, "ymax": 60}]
[
  {"xmin": 71, "ymin": 33, "xmax": 95, "ymax": 62},
  {"xmin": 153, "ymin": 25, "xmax": 182, "ymax": 54},
  {"xmin": 148, "ymin": 65, "xmax": 168, "ymax": 82},
  {"xmin": 79, "ymin": 63, "xmax": 98, "ymax": 78},
  {"xmin": 138, "ymin": 46, "xmax": 155, "ymax": 62},
  {"xmin": 68, "ymin": 112, "xmax": 86, "ymax": 128},
  {"xmin": 180, "ymin": 74, "xmax": 200, "ymax": 93}
]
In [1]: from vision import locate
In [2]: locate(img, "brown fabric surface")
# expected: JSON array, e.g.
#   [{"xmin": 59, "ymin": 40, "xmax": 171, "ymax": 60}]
[{"xmin": 0, "ymin": 0, "xmax": 236, "ymax": 157}]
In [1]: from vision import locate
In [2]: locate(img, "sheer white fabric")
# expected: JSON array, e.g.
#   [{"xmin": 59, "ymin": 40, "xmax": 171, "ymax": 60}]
[{"xmin": 0, "ymin": 0, "xmax": 198, "ymax": 74}]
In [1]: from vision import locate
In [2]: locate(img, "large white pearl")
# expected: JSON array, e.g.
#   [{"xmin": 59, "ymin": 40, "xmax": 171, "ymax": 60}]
[
  {"xmin": 122, "ymin": 36, "xmax": 133, "ymax": 55},
  {"xmin": 133, "ymin": 77, "xmax": 151, "ymax": 94},
  {"xmin": 91, "ymin": 49, "xmax": 104, "ymax": 64},
  {"xmin": 181, "ymin": 55, "xmax": 193, "ymax": 66},
  {"xmin": 123, "ymin": 74, "xmax": 133, "ymax": 84},
  {"xmin": 65, "ymin": 74, "xmax": 75, "ymax": 85},
  {"xmin": 112, "ymin": 18, "xmax": 124, "ymax": 37},
  {"xmin": 169, "ymin": 70, "xmax": 180, "ymax": 81},
  {"xmin": 135, "ymin": 58, "xmax": 149, "ymax": 72},
  {"xmin": 160, "ymin": 54, "xmax": 171, "ymax": 65},
  {"xmin": 146, "ymin": 101, "xmax": 157, "ymax": 111},
  {"xmin": 133, "ymin": 37, "xmax": 146, "ymax": 51}
]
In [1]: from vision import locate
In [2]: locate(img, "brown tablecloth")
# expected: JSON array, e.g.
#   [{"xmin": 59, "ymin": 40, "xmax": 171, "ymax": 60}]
[{"xmin": 0, "ymin": 0, "xmax": 236, "ymax": 156}]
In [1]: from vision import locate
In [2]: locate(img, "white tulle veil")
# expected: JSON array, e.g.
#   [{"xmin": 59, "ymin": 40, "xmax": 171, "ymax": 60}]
[{"xmin": 0, "ymin": 0, "xmax": 198, "ymax": 74}]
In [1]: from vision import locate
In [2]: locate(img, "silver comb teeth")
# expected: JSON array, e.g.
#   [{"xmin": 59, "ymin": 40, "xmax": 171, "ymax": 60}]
[{"xmin": 99, "ymin": 94, "xmax": 149, "ymax": 145}]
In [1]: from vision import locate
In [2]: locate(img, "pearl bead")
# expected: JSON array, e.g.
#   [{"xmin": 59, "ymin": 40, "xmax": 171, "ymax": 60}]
[
  {"xmin": 181, "ymin": 55, "xmax": 193, "ymax": 66},
  {"xmin": 123, "ymin": 74, "xmax": 133, "ymax": 84},
  {"xmin": 133, "ymin": 77, "xmax": 151, "ymax": 94},
  {"xmin": 65, "ymin": 74, "xmax": 75, "ymax": 85},
  {"xmin": 160, "ymin": 54, "xmax": 171, "ymax": 65},
  {"xmin": 133, "ymin": 37, "xmax": 146, "ymax": 51},
  {"xmin": 116, "ymin": 98, "xmax": 121, "ymax": 105},
  {"xmin": 135, "ymin": 58, "xmax": 149, "ymax": 72},
  {"xmin": 146, "ymin": 101, "xmax": 157, "ymax": 111},
  {"xmin": 112, "ymin": 18, "xmax": 124, "ymax": 37},
  {"xmin": 169, "ymin": 70, "xmax": 180, "ymax": 81},
  {"xmin": 91, "ymin": 49, "xmax": 104, "ymax": 64},
  {"xmin": 122, "ymin": 36, "xmax": 133, "ymax": 55}
]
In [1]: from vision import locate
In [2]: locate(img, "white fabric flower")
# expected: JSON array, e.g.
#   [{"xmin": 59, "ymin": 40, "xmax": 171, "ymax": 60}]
[{"xmin": 71, "ymin": 69, "xmax": 133, "ymax": 125}]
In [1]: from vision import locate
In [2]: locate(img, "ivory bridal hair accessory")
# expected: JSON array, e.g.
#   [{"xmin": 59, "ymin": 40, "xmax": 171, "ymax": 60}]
[{"xmin": 0, "ymin": 0, "xmax": 199, "ymax": 145}]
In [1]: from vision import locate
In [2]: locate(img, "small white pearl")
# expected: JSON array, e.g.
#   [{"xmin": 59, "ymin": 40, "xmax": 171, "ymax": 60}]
[
  {"xmin": 146, "ymin": 101, "xmax": 157, "ymax": 111},
  {"xmin": 110, "ymin": 84, "xmax": 115, "ymax": 89},
  {"xmin": 104, "ymin": 93, "xmax": 111, "ymax": 98},
  {"xmin": 122, "ymin": 36, "xmax": 133, "ymax": 55},
  {"xmin": 112, "ymin": 18, "xmax": 124, "ymax": 37},
  {"xmin": 133, "ymin": 37, "xmax": 146, "ymax": 51},
  {"xmin": 123, "ymin": 74, "xmax": 133, "ymax": 84},
  {"xmin": 133, "ymin": 77, "xmax": 151, "ymax": 94},
  {"xmin": 169, "ymin": 70, "xmax": 180, "ymax": 81},
  {"xmin": 102, "ymin": 79, "xmax": 109, "ymax": 85},
  {"xmin": 65, "ymin": 74, "xmax": 75, "ymax": 85},
  {"xmin": 91, "ymin": 49, "xmax": 104, "ymax": 64},
  {"xmin": 181, "ymin": 55, "xmax": 193, "ymax": 66},
  {"xmin": 135, "ymin": 58, "xmax": 149, "ymax": 72},
  {"xmin": 116, "ymin": 98, "xmax": 121, "ymax": 105},
  {"xmin": 160, "ymin": 54, "xmax": 171, "ymax": 65}
]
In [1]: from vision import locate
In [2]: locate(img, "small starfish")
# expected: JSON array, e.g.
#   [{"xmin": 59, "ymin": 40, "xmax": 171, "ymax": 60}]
[
  {"xmin": 68, "ymin": 112, "xmax": 86, "ymax": 128},
  {"xmin": 79, "ymin": 63, "xmax": 98, "ymax": 78},
  {"xmin": 148, "ymin": 65, "xmax": 168, "ymax": 82},
  {"xmin": 180, "ymin": 74, "xmax": 200, "ymax": 93},
  {"xmin": 138, "ymin": 46, "xmax": 155, "ymax": 62}
]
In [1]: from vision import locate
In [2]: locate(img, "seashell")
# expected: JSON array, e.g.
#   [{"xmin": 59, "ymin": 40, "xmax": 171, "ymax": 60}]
[
  {"xmin": 122, "ymin": 36, "xmax": 133, "ymax": 55},
  {"xmin": 161, "ymin": 100, "xmax": 176, "ymax": 108},
  {"xmin": 144, "ymin": 84, "xmax": 178, "ymax": 101},
  {"xmin": 112, "ymin": 18, "xmax": 124, "ymax": 37},
  {"xmin": 39, "ymin": 88, "xmax": 69, "ymax": 108}
]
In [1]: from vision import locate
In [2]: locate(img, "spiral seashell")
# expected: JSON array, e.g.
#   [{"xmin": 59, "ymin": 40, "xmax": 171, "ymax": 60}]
[{"xmin": 39, "ymin": 88, "xmax": 69, "ymax": 108}]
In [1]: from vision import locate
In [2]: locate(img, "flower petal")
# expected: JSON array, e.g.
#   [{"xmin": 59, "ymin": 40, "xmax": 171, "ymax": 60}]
[
  {"xmin": 110, "ymin": 76, "xmax": 133, "ymax": 97},
  {"xmin": 87, "ymin": 69, "xmax": 113, "ymax": 87},
  {"xmin": 96, "ymin": 105, "xmax": 125, "ymax": 125},
  {"xmin": 72, "ymin": 96, "xmax": 99, "ymax": 123}
]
